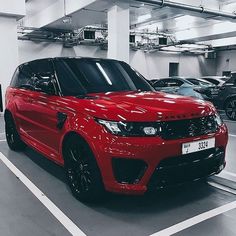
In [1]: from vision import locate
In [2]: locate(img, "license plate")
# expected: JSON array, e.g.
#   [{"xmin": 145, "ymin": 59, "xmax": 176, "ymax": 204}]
[{"xmin": 182, "ymin": 138, "xmax": 215, "ymax": 155}]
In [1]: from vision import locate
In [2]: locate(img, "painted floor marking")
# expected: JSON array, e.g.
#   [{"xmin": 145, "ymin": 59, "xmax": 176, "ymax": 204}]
[
  {"xmin": 229, "ymin": 134, "xmax": 236, "ymax": 138},
  {"xmin": 222, "ymin": 170, "xmax": 236, "ymax": 178},
  {"xmin": 150, "ymin": 199, "xmax": 236, "ymax": 236},
  {"xmin": 208, "ymin": 181, "xmax": 236, "ymax": 195},
  {"xmin": 0, "ymin": 152, "xmax": 86, "ymax": 236}
]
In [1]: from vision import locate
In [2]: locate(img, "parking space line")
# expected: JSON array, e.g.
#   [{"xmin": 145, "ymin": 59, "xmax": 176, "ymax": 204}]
[
  {"xmin": 229, "ymin": 134, "xmax": 236, "ymax": 138},
  {"xmin": 208, "ymin": 181, "xmax": 236, "ymax": 195},
  {"xmin": 0, "ymin": 152, "xmax": 86, "ymax": 236},
  {"xmin": 0, "ymin": 139, "xmax": 6, "ymax": 142},
  {"xmin": 222, "ymin": 171, "xmax": 236, "ymax": 178},
  {"xmin": 150, "ymin": 200, "xmax": 236, "ymax": 236}
]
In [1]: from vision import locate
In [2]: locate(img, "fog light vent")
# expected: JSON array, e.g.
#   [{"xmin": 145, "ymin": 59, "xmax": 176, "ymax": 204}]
[{"xmin": 112, "ymin": 158, "xmax": 147, "ymax": 184}]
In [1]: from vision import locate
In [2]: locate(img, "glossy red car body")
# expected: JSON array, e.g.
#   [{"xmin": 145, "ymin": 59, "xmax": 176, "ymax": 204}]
[
  {"xmin": 5, "ymin": 89, "xmax": 228, "ymax": 194},
  {"xmin": 5, "ymin": 58, "xmax": 228, "ymax": 195}
]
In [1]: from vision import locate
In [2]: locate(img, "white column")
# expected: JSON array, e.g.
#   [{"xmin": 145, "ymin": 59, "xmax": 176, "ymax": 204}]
[
  {"xmin": 0, "ymin": 17, "xmax": 18, "ymax": 110},
  {"xmin": 0, "ymin": 0, "xmax": 25, "ymax": 111},
  {"xmin": 108, "ymin": 4, "xmax": 130, "ymax": 63}
]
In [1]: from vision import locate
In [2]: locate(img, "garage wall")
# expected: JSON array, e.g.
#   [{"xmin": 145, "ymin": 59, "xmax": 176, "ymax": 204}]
[
  {"xmin": 18, "ymin": 40, "xmax": 217, "ymax": 80},
  {"xmin": 216, "ymin": 50, "xmax": 236, "ymax": 75},
  {"xmin": 130, "ymin": 50, "xmax": 217, "ymax": 79}
]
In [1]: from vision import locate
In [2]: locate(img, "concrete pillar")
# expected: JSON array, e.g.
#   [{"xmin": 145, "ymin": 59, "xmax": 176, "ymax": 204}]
[
  {"xmin": 108, "ymin": 4, "xmax": 130, "ymax": 63},
  {"xmin": 0, "ymin": 17, "xmax": 19, "ymax": 110},
  {"xmin": 0, "ymin": 0, "xmax": 25, "ymax": 111}
]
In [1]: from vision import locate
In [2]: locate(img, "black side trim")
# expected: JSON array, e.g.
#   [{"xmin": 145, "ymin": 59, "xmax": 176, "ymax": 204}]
[{"xmin": 57, "ymin": 112, "xmax": 67, "ymax": 129}]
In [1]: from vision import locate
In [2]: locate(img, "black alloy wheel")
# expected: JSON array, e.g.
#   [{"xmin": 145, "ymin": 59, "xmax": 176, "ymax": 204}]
[
  {"xmin": 5, "ymin": 114, "xmax": 26, "ymax": 151},
  {"xmin": 64, "ymin": 135, "xmax": 105, "ymax": 202},
  {"xmin": 225, "ymin": 98, "xmax": 236, "ymax": 121}
]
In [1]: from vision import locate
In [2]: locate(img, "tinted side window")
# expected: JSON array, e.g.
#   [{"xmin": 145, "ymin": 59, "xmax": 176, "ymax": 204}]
[
  {"xmin": 188, "ymin": 79, "xmax": 198, "ymax": 85},
  {"xmin": 154, "ymin": 80, "xmax": 165, "ymax": 88},
  {"xmin": 29, "ymin": 60, "xmax": 54, "ymax": 77},
  {"xmin": 10, "ymin": 68, "xmax": 20, "ymax": 87},
  {"xmin": 29, "ymin": 60, "xmax": 55, "ymax": 93},
  {"xmin": 165, "ymin": 79, "xmax": 183, "ymax": 87},
  {"xmin": 203, "ymin": 78, "xmax": 219, "ymax": 85},
  {"xmin": 173, "ymin": 79, "xmax": 184, "ymax": 86},
  {"xmin": 12, "ymin": 64, "xmax": 34, "ymax": 90}
]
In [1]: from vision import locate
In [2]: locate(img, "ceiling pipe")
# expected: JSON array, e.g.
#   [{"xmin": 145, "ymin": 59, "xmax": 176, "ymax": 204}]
[{"xmin": 134, "ymin": 0, "xmax": 236, "ymax": 19}]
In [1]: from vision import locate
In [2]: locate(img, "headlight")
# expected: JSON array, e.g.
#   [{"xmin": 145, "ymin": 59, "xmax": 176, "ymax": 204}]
[
  {"xmin": 96, "ymin": 119, "xmax": 161, "ymax": 137},
  {"xmin": 215, "ymin": 113, "xmax": 223, "ymax": 126}
]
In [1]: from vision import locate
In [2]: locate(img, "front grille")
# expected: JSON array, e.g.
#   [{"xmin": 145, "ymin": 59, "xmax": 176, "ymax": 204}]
[
  {"xmin": 148, "ymin": 148, "xmax": 225, "ymax": 190},
  {"xmin": 160, "ymin": 115, "xmax": 218, "ymax": 140}
]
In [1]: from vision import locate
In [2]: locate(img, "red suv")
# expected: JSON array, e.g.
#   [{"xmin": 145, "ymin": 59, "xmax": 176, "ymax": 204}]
[{"xmin": 5, "ymin": 58, "xmax": 228, "ymax": 202}]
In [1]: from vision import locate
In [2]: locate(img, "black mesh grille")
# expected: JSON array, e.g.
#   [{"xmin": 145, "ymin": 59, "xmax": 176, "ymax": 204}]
[
  {"xmin": 160, "ymin": 115, "xmax": 218, "ymax": 140},
  {"xmin": 112, "ymin": 158, "xmax": 147, "ymax": 184},
  {"xmin": 148, "ymin": 148, "xmax": 225, "ymax": 190}
]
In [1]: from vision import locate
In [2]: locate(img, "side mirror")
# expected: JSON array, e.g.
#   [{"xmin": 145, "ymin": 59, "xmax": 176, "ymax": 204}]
[{"xmin": 35, "ymin": 79, "xmax": 55, "ymax": 95}]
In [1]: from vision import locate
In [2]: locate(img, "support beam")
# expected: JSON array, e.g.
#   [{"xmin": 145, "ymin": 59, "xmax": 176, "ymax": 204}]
[
  {"xmin": 24, "ymin": 0, "xmax": 97, "ymax": 29},
  {"xmin": 175, "ymin": 22, "xmax": 236, "ymax": 42},
  {"xmin": 108, "ymin": 4, "xmax": 130, "ymax": 63},
  {"xmin": 0, "ymin": 0, "xmax": 25, "ymax": 19},
  {"xmin": 201, "ymin": 37, "xmax": 236, "ymax": 48}
]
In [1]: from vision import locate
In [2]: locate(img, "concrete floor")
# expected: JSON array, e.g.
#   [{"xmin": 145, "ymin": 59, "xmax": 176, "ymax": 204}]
[{"xmin": 0, "ymin": 115, "xmax": 236, "ymax": 236}]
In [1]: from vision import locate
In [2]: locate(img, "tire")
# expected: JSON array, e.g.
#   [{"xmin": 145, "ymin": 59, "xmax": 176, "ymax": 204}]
[
  {"xmin": 225, "ymin": 98, "xmax": 236, "ymax": 121},
  {"xmin": 63, "ymin": 135, "xmax": 105, "ymax": 202},
  {"xmin": 5, "ymin": 114, "xmax": 26, "ymax": 151}
]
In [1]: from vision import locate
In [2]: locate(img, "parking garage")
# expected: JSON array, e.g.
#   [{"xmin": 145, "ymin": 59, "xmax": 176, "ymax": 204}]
[{"xmin": 0, "ymin": 1, "xmax": 236, "ymax": 236}]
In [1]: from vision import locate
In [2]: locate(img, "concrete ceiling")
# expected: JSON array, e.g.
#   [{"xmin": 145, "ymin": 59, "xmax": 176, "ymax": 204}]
[{"xmin": 23, "ymin": 0, "xmax": 236, "ymax": 47}]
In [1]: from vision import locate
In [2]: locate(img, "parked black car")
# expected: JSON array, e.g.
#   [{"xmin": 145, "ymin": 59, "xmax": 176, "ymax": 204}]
[{"xmin": 214, "ymin": 76, "xmax": 236, "ymax": 120}]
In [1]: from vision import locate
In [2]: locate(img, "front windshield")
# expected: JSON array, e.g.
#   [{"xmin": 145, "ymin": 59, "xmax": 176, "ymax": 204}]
[{"xmin": 54, "ymin": 58, "xmax": 154, "ymax": 96}]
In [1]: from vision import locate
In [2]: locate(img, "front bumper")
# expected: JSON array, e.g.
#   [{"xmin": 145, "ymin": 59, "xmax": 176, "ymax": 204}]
[
  {"xmin": 92, "ymin": 124, "xmax": 228, "ymax": 195},
  {"xmin": 148, "ymin": 147, "xmax": 225, "ymax": 191}
]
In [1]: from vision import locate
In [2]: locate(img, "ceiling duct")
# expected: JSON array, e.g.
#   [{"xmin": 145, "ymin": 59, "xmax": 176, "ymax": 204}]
[{"xmin": 134, "ymin": 0, "xmax": 236, "ymax": 20}]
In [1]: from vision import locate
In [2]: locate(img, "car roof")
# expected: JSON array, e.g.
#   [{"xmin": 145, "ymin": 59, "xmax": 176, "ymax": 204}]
[
  {"xmin": 201, "ymin": 76, "xmax": 230, "ymax": 80},
  {"xmin": 18, "ymin": 57, "xmax": 122, "ymax": 68}
]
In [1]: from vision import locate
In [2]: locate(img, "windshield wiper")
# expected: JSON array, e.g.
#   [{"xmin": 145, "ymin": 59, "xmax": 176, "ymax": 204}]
[{"xmin": 76, "ymin": 94, "xmax": 98, "ymax": 99}]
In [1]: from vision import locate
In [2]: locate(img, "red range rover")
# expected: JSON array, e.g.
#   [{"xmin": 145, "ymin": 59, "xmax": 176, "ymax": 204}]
[{"xmin": 5, "ymin": 58, "xmax": 228, "ymax": 202}]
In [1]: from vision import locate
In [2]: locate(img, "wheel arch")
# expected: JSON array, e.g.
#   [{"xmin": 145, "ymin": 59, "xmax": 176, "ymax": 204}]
[
  {"xmin": 61, "ymin": 130, "xmax": 105, "ymax": 184},
  {"xmin": 61, "ymin": 131, "xmax": 98, "ymax": 163},
  {"xmin": 224, "ymin": 95, "xmax": 236, "ymax": 109},
  {"xmin": 61, "ymin": 131, "xmax": 80, "ymax": 156},
  {"xmin": 4, "ymin": 109, "xmax": 13, "ymax": 122}
]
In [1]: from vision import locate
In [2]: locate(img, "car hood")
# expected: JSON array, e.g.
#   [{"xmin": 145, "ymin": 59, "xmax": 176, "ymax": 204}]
[{"xmin": 65, "ymin": 91, "xmax": 216, "ymax": 122}]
